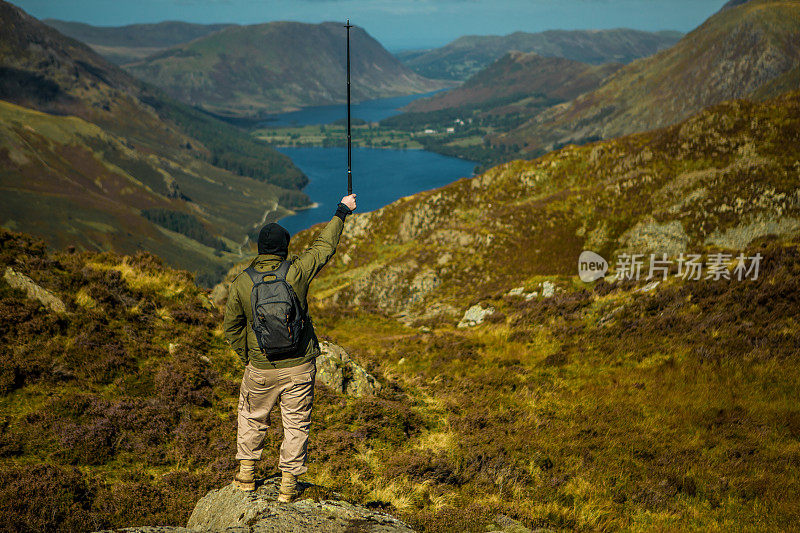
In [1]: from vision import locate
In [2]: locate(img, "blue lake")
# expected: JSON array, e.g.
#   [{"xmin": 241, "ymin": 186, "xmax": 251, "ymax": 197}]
[
  {"xmin": 277, "ymin": 146, "xmax": 476, "ymax": 235},
  {"xmin": 259, "ymin": 90, "xmax": 444, "ymax": 127}
]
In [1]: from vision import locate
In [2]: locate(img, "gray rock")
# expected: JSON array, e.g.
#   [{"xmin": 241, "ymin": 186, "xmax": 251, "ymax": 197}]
[
  {"xmin": 186, "ymin": 479, "xmax": 414, "ymax": 532},
  {"xmin": 541, "ymin": 281, "xmax": 555, "ymax": 298},
  {"xmin": 457, "ymin": 304, "xmax": 495, "ymax": 328},
  {"xmin": 210, "ymin": 282, "xmax": 230, "ymax": 308},
  {"xmin": 96, "ymin": 526, "xmax": 195, "ymax": 533},
  {"xmin": 3, "ymin": 266, "xmax": 66, "ymax": 313},
  {"xmin": 507, "ymin": 287, "xmax": 538, "ymax": 300},
  {"xmin": 637, "ymin": 280, "xmax": 661, "ymax": 292},
  {"xmin": 507, "ymin": 286, "xmax": 525, "ymax": 296},
  {"xmin": 316, "ymin": 341, "xmax": 382, "ymax": 397},
  {"xmin": 487, "ymin": 514, "xmax": 554, "ymax": 533}
]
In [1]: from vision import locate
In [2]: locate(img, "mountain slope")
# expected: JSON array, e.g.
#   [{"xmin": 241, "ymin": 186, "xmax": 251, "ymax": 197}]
[
  {"xmin": 402, "ymin": 28, "xmax": 682, "ymax": 81},
  {"xmin": 403, "ymin": 52, "xmax": 622, "ymax": 113},
  {"xmin": 126, "ymin": 22, "xmax": 448, "ymax": 118},
  {"xmin": 296, "ymin": 90, "xmax": 800, "ymax": 316},
  {"xmin": 43, "ymin": 20, "xmax": 234, "ymax": 64},
  {"xmin": 0, "ymin": 1, "xmax": 307, "ymax": 284},
  {"xmin": 495, "ymin": 0, "xmax": 800, "ymax": 156}
]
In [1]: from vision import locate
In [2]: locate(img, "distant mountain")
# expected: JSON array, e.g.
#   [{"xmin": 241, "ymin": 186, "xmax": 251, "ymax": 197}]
[
  {"xmin": 125, "ymin": 22, "xmax": 448, "ymax": 118},
  {"xmin": 494, "ymin": 0, "xmax": 800, "ymax": 157},
  {"xmin": 43, "ymin": 20, "xmax": 234, "ymax": 64},
  {"xmin": 404, "ymin": 51, "xmax": 621, "ymax": 113},
  {"xmin": 720, "ymin": 0, "xmax": 753, "ymax": 10},
  {"xmin": 0, "ymin": 1, "xmax": 308, "ymax": 284},
  {"xmin": 401, "ymin": 29, "xmax": 682, "ymax": 81}
]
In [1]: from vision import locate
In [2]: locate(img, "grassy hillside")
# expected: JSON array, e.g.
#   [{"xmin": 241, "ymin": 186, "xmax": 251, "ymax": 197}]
[
  {"xmin": 401, "ymin": 29, "xmax": 681, "ymax": 81},
  {"xmin": 403, "ymin": 52, "xmax": 622, "ymax": 113},
  {"xmin": 495, "ymin": 0, "xmax": 800, "ymax": 157},
  {"xmin": 43, "ymin": 20, "xmax": 234, "ymax": 65},
  {"xmin": 2, "ymin": 91, "xmax": 798, "ymax": 532},
  {"xmin": 126, "ymin": 21, "xmax": 448, "ymax": 118},
  {"xmin": 0, "ymin": 1, "xmax": 308, "ymax": 284}
]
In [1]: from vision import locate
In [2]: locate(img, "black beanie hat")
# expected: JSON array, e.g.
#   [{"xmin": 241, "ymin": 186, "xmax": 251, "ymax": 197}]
[{"xmin": 257, "ymin": 223, "xmax": 290, "ymax": 257}]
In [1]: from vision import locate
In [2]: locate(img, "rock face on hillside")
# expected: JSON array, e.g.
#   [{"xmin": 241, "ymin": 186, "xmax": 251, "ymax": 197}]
[
  {"xmin": 317, "ymin": 341, "xmax": 382, "ymax": 397},
  {"xmin": 3, "ymin": 266, "xmax": 65, "ymax": 313},
  {"xmin": 187, "ymin": 479, "xmax": 414, "ymax": 532}
]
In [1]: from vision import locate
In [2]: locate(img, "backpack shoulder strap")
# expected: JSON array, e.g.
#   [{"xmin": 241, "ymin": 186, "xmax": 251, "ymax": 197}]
[
  {"xmin": 273, "ymin": 260, "xmax": 292, "ymax": 281},
  {"xmin": 243, "ymin": 266, "xmax": 263, "ymax": 285},
  {"xmin": 245, "ymin": 262, "xmax": 291, "ymax": 285}
]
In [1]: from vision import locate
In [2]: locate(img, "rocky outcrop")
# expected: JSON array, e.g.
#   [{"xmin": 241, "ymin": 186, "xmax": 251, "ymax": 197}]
[
  {"xmin": 457, "ymin": 304, "xmax": 495, "ymax": 328},
  {"xmin": 94, "ymin": 478, "xmax": 414, "ymax": 533},
  {"xmin": 209, "ymin": 281, "xmax": 230, "ymax": 308},
  {"xmin": 316, "ymin": 341, "xmax": 382, "ymax": 397},
  {"xmin": 187, "ymin": 479, "xmax": 414, "ymax": 532},
  {"xmin": 3, "ymin": 267, "xmax": 66, "ymax": 313}
]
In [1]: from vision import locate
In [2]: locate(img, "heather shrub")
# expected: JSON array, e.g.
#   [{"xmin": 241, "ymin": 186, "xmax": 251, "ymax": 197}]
[
  {"xmin": 0, "ymin": 465, "xmax": 96, "ymax": 533},
  {"xmin": 154, "ymin": 353, "xmax": 217, "ymax": 408}
]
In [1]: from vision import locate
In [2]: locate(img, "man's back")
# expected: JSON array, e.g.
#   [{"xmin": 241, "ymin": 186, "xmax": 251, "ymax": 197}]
[{"xmin": 223, "ymin": 211, "xmax": 349, "ymax": 369}]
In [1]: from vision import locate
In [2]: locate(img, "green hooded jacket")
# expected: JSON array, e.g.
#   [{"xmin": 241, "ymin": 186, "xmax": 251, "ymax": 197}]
[{"xmin": 223, "ymin": 216, "xmax": 344, "ymax": 369}]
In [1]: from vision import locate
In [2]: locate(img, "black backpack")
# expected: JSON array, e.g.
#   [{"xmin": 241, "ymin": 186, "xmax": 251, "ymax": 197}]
[{"xmin": 245, "ymin": 261, "xmax": 306, "ymax": 357}]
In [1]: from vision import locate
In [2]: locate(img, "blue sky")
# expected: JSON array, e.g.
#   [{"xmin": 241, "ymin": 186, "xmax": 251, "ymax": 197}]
[{"xmin": 15, "ymin": 0, "xmax": 727, "ymax": 51}]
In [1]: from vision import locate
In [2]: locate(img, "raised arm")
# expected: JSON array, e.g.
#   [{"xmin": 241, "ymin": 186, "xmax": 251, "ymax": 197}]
[{"xmin": 295, "ymin": 194, "xmax": 356, "ymax": 283}]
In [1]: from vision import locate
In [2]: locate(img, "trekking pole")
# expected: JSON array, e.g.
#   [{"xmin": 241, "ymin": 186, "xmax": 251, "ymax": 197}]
[{"xmin": 345, "ymin": 19, "xmax": 353, "ymax": 195}]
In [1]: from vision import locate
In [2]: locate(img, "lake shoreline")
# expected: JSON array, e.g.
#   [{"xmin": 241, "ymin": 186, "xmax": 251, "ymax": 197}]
[{"xmin": 276, "ymin": 146, "xmax": 476, "ymax": 235}]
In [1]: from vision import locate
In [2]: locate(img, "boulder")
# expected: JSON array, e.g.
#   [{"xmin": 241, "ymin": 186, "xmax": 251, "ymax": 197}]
[
  {"xmin": 457, "ymin": 304, "xmax": 495, "ymax": 328},
  {"xmin": 94, "ymin": 479, "xmax": 414, "ymax": 533},
  {"xmin": 3, "ymin": 266, "xmax": 66, "ymax": 313},
  {"xmin": 210, "ymin": 281, "xmax": 230, "ymax": 308},
  {"xmin": 187, "ymin": 479, "xmax": 414, "ymax": 532},
  {"xmin": 316, "ymin": 341, "xmax": 382, "ymax": 397},
  {"xmin": 506, "ymin": 287, "xmax": 538, "ymax": 300},
  {"xmin": 541, "ymin": 281, "xmax": 555, "ymax": 298}
]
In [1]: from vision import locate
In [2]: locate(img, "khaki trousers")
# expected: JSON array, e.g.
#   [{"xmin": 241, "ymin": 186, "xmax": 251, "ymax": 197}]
[{"xmin": 236, "ymin": 360, "xmax": 316, "ymax": 475}]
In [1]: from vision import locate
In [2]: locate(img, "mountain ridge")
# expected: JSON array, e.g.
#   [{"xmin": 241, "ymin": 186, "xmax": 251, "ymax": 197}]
[
  {"xmin": 401, "ymin": 28, "xmax": 682, "ymax": 80},
  {"xmin": 43, "ymin": 19, "xmax": 236, "ymax": 64},
  {"xmin": 403, "ymin": 52, "xmax": 622, "ymax": 113},
  {"xmin": 125, "ymin": 21, "xmax": 448, "ymax": 118},
  {"xmin": 494, "ymin": 0, "xmax": 800, "ymax": 157}
]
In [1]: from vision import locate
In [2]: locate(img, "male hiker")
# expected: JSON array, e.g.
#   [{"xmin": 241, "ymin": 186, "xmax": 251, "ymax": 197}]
[{"xmin": 223, "ymin": 194, "xmax": 356, "ymax": 502}]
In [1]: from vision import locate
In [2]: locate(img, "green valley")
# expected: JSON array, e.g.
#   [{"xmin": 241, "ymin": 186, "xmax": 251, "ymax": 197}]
[
  {"xmin": 0, "ymin": 1, "xmax": 309, "ymax": 285},
  {"xmin": 385, "ymin": 0, "xmax": 800, "ymax": 170}
]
